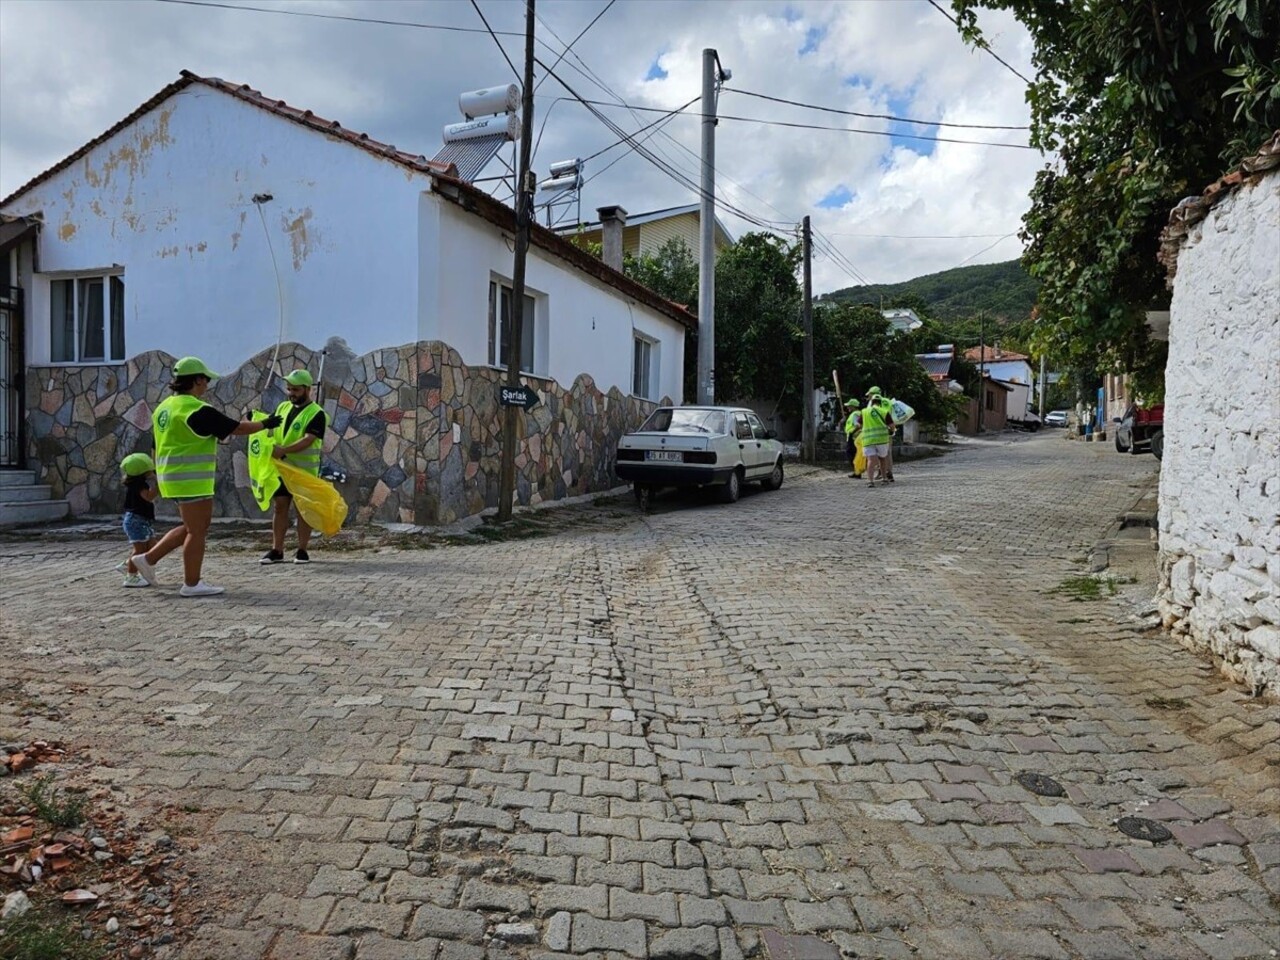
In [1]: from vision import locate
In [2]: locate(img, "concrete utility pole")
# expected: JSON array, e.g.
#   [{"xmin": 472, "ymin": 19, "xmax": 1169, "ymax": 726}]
[
  {"xmin": 1038, "ymin": 353, "xmax": 1046, "ymax": 418},
  {"xmin": 697, "ymin": 48, "xmax": 728, "ymax": 405},
  {"xmin": 801, "ymin": 215, "xmax": 814, "ymax": 461},
  {"xmin": 497, "ymin": 0, "xmax": 536, "ymax": 522},
  {"xmin": 977, "ymin": 311, "xmax": 986, "ymax": 433}
]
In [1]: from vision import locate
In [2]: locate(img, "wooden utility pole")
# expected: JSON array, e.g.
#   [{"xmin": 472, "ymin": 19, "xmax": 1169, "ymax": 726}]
[
  {"xmin": 497, "ymin": 0, "xmax": 536, "ymax": 522},
  {"xmin": 977, "ymin": 311, "xmax": 987, "ymax": 433},
  {"xmin": 801, "ymin": 216, "xmax": 813, "ymax": 461}
]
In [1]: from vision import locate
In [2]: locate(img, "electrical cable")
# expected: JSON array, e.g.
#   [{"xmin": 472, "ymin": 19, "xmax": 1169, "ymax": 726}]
[
  {"xmin": 572, "ymin": 99, "xmax": 1035, "ymax": 149},
  {"xmin": 725, "ymin": 88, "xmax": 1030, "ymax": 130},
  {"xmin": 468, "ymin": 0, "xmax": 521, "ymax": 82},
  {"xmin": 153, "ymin": 0, "xmax": 521, "ymax": 35},
  {"xmin": 925, "ymin": 0, "xmax": 1032, "ymax": 85},
  {"xmin": 534, "ymin": 0, "xmax": 617, "ymax": 94}
]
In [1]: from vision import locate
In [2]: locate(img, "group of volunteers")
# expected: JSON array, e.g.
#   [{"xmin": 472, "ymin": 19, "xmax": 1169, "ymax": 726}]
[
  {"xmin": 842, "ymin": 385, "xmax": 903, "ymax": 488},
  {"xmin": 117, "ymin": 356, "xmax": 328, "ymax": 598}
]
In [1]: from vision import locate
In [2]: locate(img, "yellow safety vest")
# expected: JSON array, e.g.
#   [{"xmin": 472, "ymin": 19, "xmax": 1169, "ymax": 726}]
[
  {"xmin": 860, "ymin": 401, "xmax": 890, "ymax": 446},
  {"xmin": 152, "ymin": 394, "xmax": 218, "ymax": 498},
  {"xmin": 273, "ymin": 400, "xmax": 323, "ymax": 476}
]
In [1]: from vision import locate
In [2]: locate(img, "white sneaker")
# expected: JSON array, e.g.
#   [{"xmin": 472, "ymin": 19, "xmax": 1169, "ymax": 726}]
[
  {"xmin": 122, "ymin": 573, "xmax": 150, "ymax": 588},
  {"xmin": 179, "ymin": 581, "xmax": 225, "ymax": 598},
  {"xmin": 114, "ymin": 559, "xmax": 129, "ymax": 573},
  {"xmin": 132, "ymin": 553, "xmax": 158, "ymax": 586}
]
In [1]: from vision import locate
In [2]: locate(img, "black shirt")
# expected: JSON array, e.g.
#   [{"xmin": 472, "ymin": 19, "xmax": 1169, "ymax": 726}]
[
  {"xmin": 283, "ymin": 403, "xmax": 326, "ymax": 439},
  {"xmin": 188, "ymin": 404, "xmax": 240, "ymax": 441},
  {"xmin": 123, "ymin": 475, "xmax": 156, "ymax": 520}
]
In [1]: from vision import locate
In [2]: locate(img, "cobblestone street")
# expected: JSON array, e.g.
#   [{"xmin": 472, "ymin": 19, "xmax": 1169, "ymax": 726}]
[{"xmin": 2, "ymin": 434, "xmax": 1277, "ymax": 960}]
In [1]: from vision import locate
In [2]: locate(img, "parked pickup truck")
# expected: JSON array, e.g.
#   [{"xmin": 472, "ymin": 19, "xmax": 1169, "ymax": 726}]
[{"xmin": 1114, "ymin": 403, "xmax": 1164, "ymax": 460}]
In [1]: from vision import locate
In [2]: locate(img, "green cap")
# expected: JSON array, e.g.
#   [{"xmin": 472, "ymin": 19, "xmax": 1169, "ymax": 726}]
[
  {"xmin": 173, "ymin": 356, "xmax": 218, "ymax": 379},
  {"xmin": 865, "ymin": 385, "xmax": 882, "ymax": 397},
  {"xmin": 284, "ymin": 369, "xmax": 314, "ymax": 387},
  {"xmin": 121, "ymin": 452, "xmax": 155, "ymax": 476},
  {"xmin": 843, "ymin": 399, "xmax": 859, "ymax": 407}
]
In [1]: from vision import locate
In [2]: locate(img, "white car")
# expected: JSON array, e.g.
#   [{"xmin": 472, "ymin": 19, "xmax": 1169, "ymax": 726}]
[{"xmin": 615, "ymin": 406, "xmax": 785, "ymax": 510}]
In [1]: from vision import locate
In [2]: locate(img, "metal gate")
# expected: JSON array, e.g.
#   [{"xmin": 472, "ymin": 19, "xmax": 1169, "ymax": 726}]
[{"xmin": 0, "ymin": 285, "xmax": 23, "ymax": 468}]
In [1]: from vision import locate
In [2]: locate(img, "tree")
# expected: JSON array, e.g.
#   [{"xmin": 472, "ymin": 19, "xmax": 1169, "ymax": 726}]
[
  {"xmin": 713, "ymin": 233, "xmax": 802, "ymax": 409},
  {"xmin": 951, "ymin": 0, "xmax": 1278, "ymax": 398}
]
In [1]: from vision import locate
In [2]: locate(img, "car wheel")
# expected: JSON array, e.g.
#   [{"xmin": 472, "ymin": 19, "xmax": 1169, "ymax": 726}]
[
  {"xmin": 1115, "ymin": 434, "xmax": 1127, "ymax": 453},
  {"xmin": 1150, "ymin": 429, "xmax": 1164, "ymax": 461},
  {"xmin": 761, "ymin": 459, "xmax": 784, "ymax": 491},
  {"xmin": 719, "ymin": 469, "xmax": 741, "ymax": 503}
]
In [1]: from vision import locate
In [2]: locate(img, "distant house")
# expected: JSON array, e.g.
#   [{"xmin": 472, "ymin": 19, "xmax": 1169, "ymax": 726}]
[
  {"xmin": 557, "ymin": 203, "xmax": 734, "ymax": 262},
  {"xmin": 882, "ymin": 308, "xmax": 923, "ymax": 333},
  {"xmin": 964, "ymin": 344, "xmax": 1033, "ymax": 386},
  {"xmin": 0, "ymin": 70, "xmax": 694, "ymax": 525},
  {"xmin": 956, "ymin": 375, "xmax": 1012, "ymax": 435}
]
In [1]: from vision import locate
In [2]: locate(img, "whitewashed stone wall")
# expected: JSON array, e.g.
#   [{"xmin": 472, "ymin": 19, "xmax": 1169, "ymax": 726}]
[{"xmin": 1157, "ymin": 173, "xmax": 1280, "ymax": 695}]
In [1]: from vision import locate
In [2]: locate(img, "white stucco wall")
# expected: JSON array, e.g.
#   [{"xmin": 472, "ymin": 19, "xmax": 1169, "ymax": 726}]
[
  {"xmin": 2, "ymin": 84, "xmax": 686, "ymax": 400},
  {"xmin": 1158, "ymin": 174, "xmax": 1280, "ymax": 695},
  {"xmin": 3, "ymin": 87, "xmax": 426, "ymax": 374},
  {"xmin": 427, "ymin": 199, "xmax": 686, "ymax": 402}
]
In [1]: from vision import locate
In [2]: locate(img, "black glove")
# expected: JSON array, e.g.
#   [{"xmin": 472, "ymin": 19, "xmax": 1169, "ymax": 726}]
[{"xmin": 261, "ymin": 414, "xmax": 283, "ymax": 429}]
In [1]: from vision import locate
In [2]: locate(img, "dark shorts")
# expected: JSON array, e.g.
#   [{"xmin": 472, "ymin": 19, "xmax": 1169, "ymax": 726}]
[{"xmin": 272, "ymin": 480, "xmax": 292, "ymax": 501}]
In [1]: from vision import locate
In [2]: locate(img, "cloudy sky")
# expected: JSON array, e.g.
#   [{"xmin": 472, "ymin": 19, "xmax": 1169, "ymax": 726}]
[{"xmin": 0, "ymin": 0, "xmax": 1042, "ymax": 293}]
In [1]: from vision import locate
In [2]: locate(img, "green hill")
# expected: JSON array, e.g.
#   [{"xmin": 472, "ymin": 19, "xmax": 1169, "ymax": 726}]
[{"xmin": 821, "ymin": 259, "xmax": 1038, "ymax": 322}]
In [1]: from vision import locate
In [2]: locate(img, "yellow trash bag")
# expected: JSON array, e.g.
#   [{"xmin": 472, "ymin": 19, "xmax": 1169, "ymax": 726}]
[
  {"xmin": 274, "ymin": 460, "xmax": 348, "ymax": 536},
  {"xmin": 853, "ymin": 434, "xmax": 867, "ymax": 476}
]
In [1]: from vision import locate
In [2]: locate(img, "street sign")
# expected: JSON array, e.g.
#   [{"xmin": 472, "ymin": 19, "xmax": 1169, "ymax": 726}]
[{"xmin": 499, "ymin": 385, "xmax": 539, "ymax": 410}]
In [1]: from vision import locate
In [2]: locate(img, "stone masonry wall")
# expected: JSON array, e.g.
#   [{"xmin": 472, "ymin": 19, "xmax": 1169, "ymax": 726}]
[
  {"xmin": 1157, "ymin": 173, "xmax": 1280, "ymax": 695},
  {"xmin": 27, "ymin": 339, "xmax": 665, "ymax": 527}
]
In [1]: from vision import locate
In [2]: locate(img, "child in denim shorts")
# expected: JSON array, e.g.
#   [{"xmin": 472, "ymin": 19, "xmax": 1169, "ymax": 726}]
[{"xmin": 119, "ymin": 453, "xmax": 159, "ymax": 587}]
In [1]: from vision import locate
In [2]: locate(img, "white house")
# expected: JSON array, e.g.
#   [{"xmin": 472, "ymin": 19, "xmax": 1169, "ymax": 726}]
[
  {"xmin": 0, "ymin": 71, "xmax": 694, "ymax": 525},
  {"xmin": 963, "ymin": 345, "xmax": 1033, "ymax": 387}
]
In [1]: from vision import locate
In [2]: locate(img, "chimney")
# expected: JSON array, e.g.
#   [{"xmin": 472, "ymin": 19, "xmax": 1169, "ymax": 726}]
[{"xmin": 597, "ymin": 205, "xmax": 627, "ymax": 272}]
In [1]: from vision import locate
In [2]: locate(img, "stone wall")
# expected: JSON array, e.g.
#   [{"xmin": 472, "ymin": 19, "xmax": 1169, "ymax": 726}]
[
  {"xmin": 27, "ymin": 339, "xmax": 664, "ymax": 526},
  {"xmin": 1157, "ymin": 173, "xmax": 1280, "ymax": 695}
]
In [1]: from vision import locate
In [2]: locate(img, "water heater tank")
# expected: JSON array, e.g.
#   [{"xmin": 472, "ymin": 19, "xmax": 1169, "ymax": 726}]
[
  {"xmin": 459, "ymin": 84, "xmax": 520, "ymax": 119},
  {"xmin": 442, "ymin": 112, "xmax": 521, "ymax": 143}
]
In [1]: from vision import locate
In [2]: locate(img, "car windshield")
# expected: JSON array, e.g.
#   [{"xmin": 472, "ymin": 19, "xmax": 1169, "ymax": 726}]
[{"xmin": 639, "ymin": 408, "xmax": 727, "ymax": 435}]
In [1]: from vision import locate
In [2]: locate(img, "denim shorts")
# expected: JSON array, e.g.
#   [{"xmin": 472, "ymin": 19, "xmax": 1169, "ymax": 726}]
[{"xmin": 122, "ymin": 512, "xmax": 155, "ymax": 544}]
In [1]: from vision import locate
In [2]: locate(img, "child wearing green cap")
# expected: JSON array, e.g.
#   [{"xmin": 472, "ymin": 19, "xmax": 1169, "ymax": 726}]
[{"xmin": 118, "ymin": 452, "xmax": 160, "ymax": 587}]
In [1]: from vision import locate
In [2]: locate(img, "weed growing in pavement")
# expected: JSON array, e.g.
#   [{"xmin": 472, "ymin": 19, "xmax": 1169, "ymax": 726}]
[
  {"xmin": 1051, "ymin": 574, "xmax": 1137, "ymax": 601},
  {"xmin": 16, "ymin": 773, "xmax": 87, "ymax": 828},
  {"xmin": 0, "ymin": 905, "xmax": 104, "ymax": 960}
]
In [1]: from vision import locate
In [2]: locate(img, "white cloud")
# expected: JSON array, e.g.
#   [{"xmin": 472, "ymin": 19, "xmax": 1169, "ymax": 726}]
[{"xmin": 0, "ymin": 0, "xmax": 1043, "ymax": 292}]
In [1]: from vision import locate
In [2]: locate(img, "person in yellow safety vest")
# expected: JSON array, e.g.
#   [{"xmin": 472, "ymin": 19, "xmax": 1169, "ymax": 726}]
[
  {"xmin": 860, "ymin": 386, "xmax": 896, "ymax": 489},
  {"xmin": 258, "ymin": 369, "xmax": 328, "ymax": 565},
  {"xmin": 842, "ymin": 399, "xmax": 863, "ymax": 478},
  {"xmin": 131, "ymin": 357, "xmax": 281, "ymax": 597}
]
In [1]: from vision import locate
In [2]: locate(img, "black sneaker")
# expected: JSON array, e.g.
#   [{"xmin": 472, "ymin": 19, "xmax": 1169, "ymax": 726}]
[
  {"xmin": 294, "ymin": 549, "xmax": 311, "ymax": 565},
  {"xmin": 260, "ymin": 550, "xmax": 284, "ymax": 565},
  {"xmin": 886, "ymin": 473, "xmax": 896, "ymax": 483}
]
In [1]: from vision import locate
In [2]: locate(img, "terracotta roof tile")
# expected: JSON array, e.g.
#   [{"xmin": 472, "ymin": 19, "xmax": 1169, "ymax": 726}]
[
  {"xmin": 1158, "ymin": 130, "xmax": 1280, "ymax": 286},
  {"xmin": 1, "ymin": 70, "xmax": 454, "ymax": 208}
]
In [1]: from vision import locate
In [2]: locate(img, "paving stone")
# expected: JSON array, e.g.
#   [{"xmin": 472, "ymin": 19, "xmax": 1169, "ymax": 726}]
[
  {"xmin": 1071, "ymin": 848, "xmax": 1143, "ymax": 875},
  {"xmin": 266, "ymin": 931, "xmax": 356, "ymax": 960},
  {"xmin": 570, "ymin": 915, "xmax": 646, "ymax": 958},
  {"xmin": 1170, "ymin": 819, "xmax": 1248, "ymax": 849},
  {"xmin": 782, "ymin": 897, "xmax": 860, "ymax": 932},
  {"xmin": 457, "ymin": 879, "xmax": 530, "ymax": 914},
  {"xmin": 761, "ymin": 929, "xmax": 840, "ymax": 960},
  {"xmin": 649, "ymin": 925, "xmax": 720, "ymax": 960},
  {"xmin": 406, "ymin": 905, "xmax": 487, "ymax": 943}
]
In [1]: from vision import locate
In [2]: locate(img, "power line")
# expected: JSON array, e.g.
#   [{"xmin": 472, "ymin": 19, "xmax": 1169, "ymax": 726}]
[
  {"xmin": 572, "ymin": 100, "xmax": 1035, "ymax": 150},
  {"xmin": 535, "ymin": 0, "xmax": 617, "ymax": 94},
  {"xmin": 823, "ymin": 231, "xmax": 1015, "ymax": 239},
  {"xmin": 468, "ymin": 0, "xmax": 520, "ymax": 81},
  {"xmin": 581, "ymin": 97, "xmax": 701, "ymax": 165},
  {"xmin": 925, "ymin": 0, "xmax": 1032, "ymax": 86},
  {"xmin": 726, "ymin": 88, "xmax": 1029, "ymax": 131},
  {"xmin": 153, "ymin": 0, "xmax": 519, "ymax": 35},
  {"xmin": 953, "ymin": 233, "xmax": 1020, "ymax": 268}
]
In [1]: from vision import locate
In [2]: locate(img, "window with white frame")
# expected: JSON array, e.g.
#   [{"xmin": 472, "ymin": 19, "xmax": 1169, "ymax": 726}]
[
  {"xmin": 632, "ymin": 334, "xmax": 657, "ymax": 399},
  {"xmin": 488, "ymin": 279, "xmax": 536, "ymax": 374},
  {"xmin": 50, "ymin": 273, "xmax": 125, "ymax": 363}
]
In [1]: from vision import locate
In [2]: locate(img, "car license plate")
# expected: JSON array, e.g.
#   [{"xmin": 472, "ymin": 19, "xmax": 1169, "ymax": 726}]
[{"xmin": 645, "ymin": 451, "xmax": 683, "ymax": 462}]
